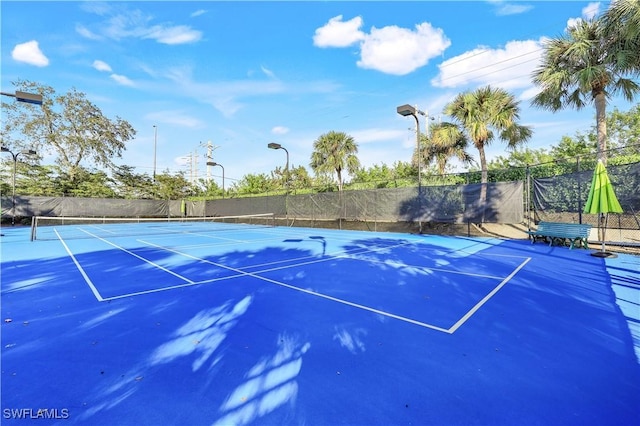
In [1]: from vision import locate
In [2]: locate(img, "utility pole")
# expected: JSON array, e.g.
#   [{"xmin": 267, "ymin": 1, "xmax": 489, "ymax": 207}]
[{"xmin": 201, "ymin": 141, "xmax": 219, "ymax": 182}]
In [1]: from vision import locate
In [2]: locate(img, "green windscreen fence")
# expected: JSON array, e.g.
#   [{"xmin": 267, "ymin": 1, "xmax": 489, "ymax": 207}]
[{"xmin": 531, "ymin": 161, "xmax": 640, "ymax": 247}]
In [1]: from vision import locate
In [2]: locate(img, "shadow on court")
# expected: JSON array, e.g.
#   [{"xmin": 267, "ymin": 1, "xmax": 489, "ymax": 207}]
[{"xmin": 1, "ymin": 229, "xmax": 639, "ymax": 425}]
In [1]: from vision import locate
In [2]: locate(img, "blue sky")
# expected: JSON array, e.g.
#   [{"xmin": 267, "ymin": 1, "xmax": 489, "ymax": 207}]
[{"xmin": 1, "ymin": 1, "xmax": 633, "ymax": 187}]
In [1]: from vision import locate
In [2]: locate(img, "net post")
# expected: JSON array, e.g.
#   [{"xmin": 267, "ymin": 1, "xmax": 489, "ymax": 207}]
[{"xmin": 30, "ymin": 216, "xmax": 37, "ymax": 241}]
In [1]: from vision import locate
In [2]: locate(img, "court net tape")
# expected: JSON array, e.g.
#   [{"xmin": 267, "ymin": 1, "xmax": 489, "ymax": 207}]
[{"xmin": 30, "ymin": 213, "xmax": 276, "ymax": 241}]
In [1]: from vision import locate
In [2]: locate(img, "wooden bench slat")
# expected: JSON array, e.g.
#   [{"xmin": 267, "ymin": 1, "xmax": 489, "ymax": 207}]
[{"xmin": 526, "ymin": 221, "xmax": 592, "ymax": 249}]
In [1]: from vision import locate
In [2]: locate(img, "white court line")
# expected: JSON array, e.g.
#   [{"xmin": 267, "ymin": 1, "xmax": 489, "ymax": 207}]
[
  {"xmin": 55, "ymin": 229, "xmax": 104, "ymax": 301},
  {"xmin": 128, "ymin": 239, "xmax": 528, "ymax": 333},
  {"xmin": 79, "ymin": 228, "xmax": 195, "ymax": 284},
  {"xmin": 65, "ymin": 227, "xmax": 531, "ymax": 333},
  {"xmin": 447, "ymin": 257, "xmax": 532, "ymax": 333},
  {"xmin": 340, "ymin": 255, "xmax": 506, "ymax": 280},
  {"xmin": 118, "ymin": 239, "xmax": 451, "ymax": 333}
]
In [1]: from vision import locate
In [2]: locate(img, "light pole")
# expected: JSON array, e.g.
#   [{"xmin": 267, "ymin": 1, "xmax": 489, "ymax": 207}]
[
  {"xmin": 268, "ymin": 142, "xmax": 289, "ymax": 193},
  {"xmin": 1, "ymin": 147, "xmax": 37, "ymax": 226},
  {"xmin": 206, "ymin": 161, "xmax": 225, "ymax": 197},
  {"xmin": 1, "ymin": 90, "xmax": 43, "ymax": 105},
  {"xmin": 397, "ymin": 104, "xmax": 427, "ymax": 188},
  {"xmin": 153, "ymin": 125, "xmax": 157, "ymax": 181}
]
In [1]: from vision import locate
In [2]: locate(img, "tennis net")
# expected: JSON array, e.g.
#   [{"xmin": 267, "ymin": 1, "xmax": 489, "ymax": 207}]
[{"xmin": 30, "ymin": 213, "xmax": 276, "ymax": 241}]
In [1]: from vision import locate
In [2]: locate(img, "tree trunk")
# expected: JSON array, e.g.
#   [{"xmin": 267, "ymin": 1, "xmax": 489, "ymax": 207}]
[
  {"xmin": 595, "ymin": 90, "xmax": 607, "ymax": 164},
  {"xmin": 478, "ymin": 145, "xmax": 488, "ymax": 184},
  {"xmin": 478, "ymin": 145, "xmax": 488, "ymax": 223}
]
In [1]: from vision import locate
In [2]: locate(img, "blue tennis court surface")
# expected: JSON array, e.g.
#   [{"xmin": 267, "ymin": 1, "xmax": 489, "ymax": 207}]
[{"xmin": 1, "ymin": 223, "xmax": 639, "ymax": 425}]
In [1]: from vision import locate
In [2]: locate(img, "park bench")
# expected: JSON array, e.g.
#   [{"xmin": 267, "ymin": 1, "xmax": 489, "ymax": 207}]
[{"xmin": 526, "ymin": 221, "xmax": 592, "ymax": 249}]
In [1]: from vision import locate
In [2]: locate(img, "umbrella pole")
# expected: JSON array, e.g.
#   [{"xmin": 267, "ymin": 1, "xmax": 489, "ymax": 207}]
[{"xmin": 592, "ymin": 213, "xmax": 617, "ymax": 258}]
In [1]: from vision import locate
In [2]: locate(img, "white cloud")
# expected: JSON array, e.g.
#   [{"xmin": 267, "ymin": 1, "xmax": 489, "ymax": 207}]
[
  {"xmin": 357, "ymin": 23, "xmax": 450, "ymax": 75},
  {"xmin": 191, "ymin": 9, "xmax": 207, "ymax": 18},
  {"xmin": 261, "ymin": 66, "xmax": 277, "ymax": 79},
  {"xmin": 271, "ymin": 126, "xmax": 290, "ymax": 135},
  {"xmin": 431, "ymin": 39, "xmax": 543, "ymax": 89},
  {"xmin": 519, "ymin": 85, "xmax": 541, "ymax": 102},
  {"xmin": 76, "ymin": 24, "xmax": 103, "ymax": 40},
  {"xmin": 567, "ymin": 2, "xmax": 601, "ymax": 29},
  {"xmin": 11, "ymin": 40, "xmax": 49, "ymax": 67},
  {"xmin": 567, "ymin": 17, "xmax": 582, "ymax": 29},
  {"xmin": 313, "ymin": 15, "xmax": 365, "ymax": 48},
  {"xmin": 93, "ymin": 60, "xmax": 112, "ymax": 72},
  {"xmin": 110, "ymin": 74, "xmax": 135, "ymax": 87},
  {"xmin": 78, "ymin": 5, "xmax": 202, "ymax": 45},
  {"xmin": 350, "ymin": 128, "xmax": 406, "ymax": 144},
  {"xmin": 313, "ymin": 17, "xmax": 450, "ymax": 75},
  {"xmin": 582, "ymin": 2, "xmax": 601, "ymax": 19},
  {"xmin": 495, "ymin": 3, "xmax": 534, "ymax": 16},
  {"xmin": 144, "ymin": 25, "xmax": 202, "ymax": 45},
  {"xmin": 488, "ymin": 0, "xmax": 533, "ymax": 16},
  {"xmin": 148, "ymin": 110, "xmax": 204, "ymax": 129}
]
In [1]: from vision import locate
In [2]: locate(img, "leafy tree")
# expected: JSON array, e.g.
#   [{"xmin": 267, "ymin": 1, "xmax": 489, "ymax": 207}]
[
  {"xmin": 68, "ymin": 169, "xmax": 117, "ymax": 198},
  {"xmin": 349, "ymin": 161, "xmax": 421, "ymax": 189},
  {"xmin": 231, "ymin": 173, "xmax": 274, "ymax": 195},
  {"xmin": 531, "ymin": 18, "xmax": 640, "ymax": 163},
  {"xmin": 548, "ymin": 105, "xmax": 640, "ymax": 161},
  {"xmin": 1, "ymin": 80, "xmax": 136, "ymax": 185},
  {"xmin": 488, "ymin": 147, "xmax": 552, "ymax": 169},
  {"xmin": 422, "ymin": 122, "xmax": 473, "ymax": 175},
  {"xmin": 550, "ymin": 134, "xmax": 596, "ymax": 159},
  {"xmin": 288, "ymin": 165, "xmax": 313, "ymax": 192},
  {"xmin": 153, "ymin": 170, "xmax": 193, "ymax": 200},
  {"xmin": 112, "ymin": 165, "xmax": 154, "ymax": 199},
  {"xmin": 606, "ymin": 105, "xmax": 640, "ymax": 154},
  {"xmin": 192, "ymin": 178, "xmax": 223, "ymax": 198},
  {"xmin": 444, "ymin": 85, "xmax": 532, "ymax": 184},
  {"xmin": 310, "ymin": 131, "xmax": 361, "ymax": 191}
]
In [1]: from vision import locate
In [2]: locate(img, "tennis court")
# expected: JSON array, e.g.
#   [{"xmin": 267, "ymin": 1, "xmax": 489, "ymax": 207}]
[{"xmin": 1, "ymin": 218, "xmax": 639, "ymax": 425}]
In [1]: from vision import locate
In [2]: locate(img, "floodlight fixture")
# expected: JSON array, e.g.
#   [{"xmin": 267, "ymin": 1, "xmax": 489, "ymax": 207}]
[
  {"xmin": 15, "ymin": 91, "xmax": 43, "ymax": 105},
  {"xmin": 267, "ymin": 142, "xmax": 290, "ymax": 193},
  {"xmin": 206, "ymin": 161, "xmax": 225, "ymax": 196},
  {"xmin": 1, "ymin": 90, "xmax": 43, "ymax": 105},
  {"xmin": 396, "ymin": 104, "xmax": 417, "ymax": 117}
]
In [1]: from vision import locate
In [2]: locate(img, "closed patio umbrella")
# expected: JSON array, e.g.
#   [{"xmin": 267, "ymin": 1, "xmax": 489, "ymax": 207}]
[{"xmin": 583, "ymin": 160, "xmax": 623, "ymax": 258}]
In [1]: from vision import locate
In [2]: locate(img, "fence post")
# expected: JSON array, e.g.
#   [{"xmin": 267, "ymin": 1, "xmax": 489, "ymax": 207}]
[
  {"xmin": 526, "ymin": 165, "xmax": 531, "ymax": 231},
  {"xmin": 577, "ymin": 156, "xmax": 583, "ymax": 224}
]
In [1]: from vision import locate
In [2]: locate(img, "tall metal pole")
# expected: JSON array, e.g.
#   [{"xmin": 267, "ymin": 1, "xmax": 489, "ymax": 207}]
[
  {"xmin": 205, "ymin": 142, "xmax": 211, "ymax": 182},
  {"xmin": 11, "ymin": 154, "xmax": 17, "ymax": 226},
  {"xmin": 219, "ymin": 164, "xmax": 225, "ymax": 196},
  {"xmin": 153, "ymin": 125, "xmax": 157, "ymax": 181},
  {"xmin": 1, "ymin": 148, "xmax": 36, "ymax": 226},
  {"xmin": 268, "ymin": 143, "xmax": 289, "ymax": 193},
  {"xmin": 413, "ymin": 112, "xmax": 421, "ymax": 188}
]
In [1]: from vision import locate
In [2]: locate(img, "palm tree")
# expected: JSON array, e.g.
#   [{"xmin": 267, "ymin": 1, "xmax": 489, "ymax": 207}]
[
  {"xmin": 602, "ymin": 0, "xmax": 640, "ymax": 74},
  {"xmin": 310, "ymin": 131, "xmax": 361, "ymax": 191},
  {"xmin": 444, "ymin": 85, "xmax": 532, "ymax": 184},
  {"xmin": 531, "ymin": 17, "xmax": 640, "ymax": 163},
  {"xmin": 420, "ymin": 122, "xmax": 473, "ymax": 175}
]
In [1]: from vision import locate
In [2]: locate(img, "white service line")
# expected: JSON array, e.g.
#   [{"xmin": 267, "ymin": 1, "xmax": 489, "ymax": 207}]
[
  {"xmin": 79, "ymin": 228, "xmax": 195, "ymax": 284},
  {"xmin": 55, "ymin": 229, "xmax": 104, "ymax": 301},
  {"xmin": 136, "ymin": 239, "xmax": 451, "ymax": 332},
  {"xmin": 447, "ymin": 257, "xmax": 532, "ymax": 333}
]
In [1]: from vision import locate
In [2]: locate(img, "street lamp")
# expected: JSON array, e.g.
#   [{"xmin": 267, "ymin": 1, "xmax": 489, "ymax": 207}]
[
  {"xmin": 1, "ymin": 147, "xmax": 37, "ymax": 226},
  {"xmin": 153, "ymin": 125, "xmax": 158, "ymax": 181},
  {"xmin": 268, "ymin": 142, "xmax": 290, "ymax": 193},
  {"xmin": 1, "ymin": 90, "xmax": 43, "ymax": 105},
  {"xmin": 397, "ymin": 104, "xmax": 428, "ymax": 187},
  {"xmin": 206, "ymin": 161, "xmax": 225, "ymax": 197}
]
